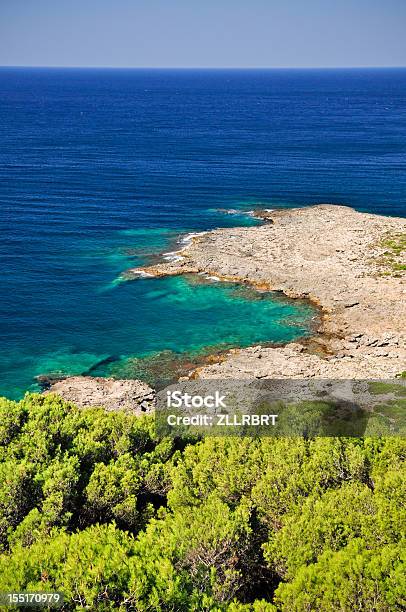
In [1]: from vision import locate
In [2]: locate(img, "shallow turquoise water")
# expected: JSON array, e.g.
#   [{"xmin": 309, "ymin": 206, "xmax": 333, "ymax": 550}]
[{"xmin": 0, "ymin": 271, "xmax": 316, "ymax": 399}]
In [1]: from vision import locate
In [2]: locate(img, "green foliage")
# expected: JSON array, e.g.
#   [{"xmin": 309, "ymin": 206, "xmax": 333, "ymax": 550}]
[
  {"xmin": 130, "ymin": 496, "xmax": 253, "ymax": 609},
  {"xmin": 264, "ymin": 482, "xmax": 376, "ymax": 578},
  {"xmin": 274, "ymin": 539, "xmax": 405, "ymax": 612},
  {"xmin": 368, "ymin": 381, "xmax": 406, "ymax": 396},
  {"xmin": 0, "ymin": 394, "xmax": 405, "ymax": 610},
  {"xmin": 380, "ymin": 232, "xmax": 406, "ymax": 256},
  {"xmin": 0, "ymin": 393, "xmax": 173, "ymax": 551},
  {"xmin": 376, "ymin": 232, "xmax": 406, "ymax": 276},
  {"xmin": 0, "ymin": 524, "xmax": 136, "ymax": 610},
  {"xmin": 0, "ymin": 460, "xmax": 35, "ymax": 548},
  {"xmin": 0, "ymin": 503, "xmax": 252, "ymax": 610}
]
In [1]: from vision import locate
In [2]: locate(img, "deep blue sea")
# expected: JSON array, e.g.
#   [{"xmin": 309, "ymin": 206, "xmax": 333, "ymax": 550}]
[{"xmin": 1, "ymin": 68, "xmax": 405, "ymax": 399}]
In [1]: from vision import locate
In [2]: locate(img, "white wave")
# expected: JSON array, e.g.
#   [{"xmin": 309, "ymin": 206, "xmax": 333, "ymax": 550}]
[
  {"xmin": 179, "ymin": 231, "xmax": 207, "ymax": 245},
  {"xmin": 131, "ymin": 269, "xmax": 154, "ymax": 278},
  {"xmin": 218, "ymin": 207, "xmax": 274, "ymax": 218},
  {"xmin": 163, "ymin": 252, "xmax": 184, "ymax": 262}
]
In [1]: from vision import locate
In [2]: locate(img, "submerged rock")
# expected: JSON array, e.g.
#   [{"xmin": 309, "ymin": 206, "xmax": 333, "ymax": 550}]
[{"xmin": 36, "ymin": 373, "xmax": 65, "ymax": 390}]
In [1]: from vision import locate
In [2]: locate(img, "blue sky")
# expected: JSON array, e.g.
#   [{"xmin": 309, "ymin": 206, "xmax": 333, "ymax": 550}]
[{"xmin": 1, "ymin": 0, "xmax": 405, "ymax": 68}]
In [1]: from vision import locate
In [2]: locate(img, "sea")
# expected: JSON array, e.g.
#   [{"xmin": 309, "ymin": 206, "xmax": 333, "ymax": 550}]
[{"xmin": 0, "ymin": 68, "xmax": 405, "ymax": 399}]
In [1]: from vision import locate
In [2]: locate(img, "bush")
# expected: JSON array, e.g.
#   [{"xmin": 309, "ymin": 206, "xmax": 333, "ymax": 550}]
[{"xmin": 0, "ymin": 394, "xmax": 174, "ymax": 551}]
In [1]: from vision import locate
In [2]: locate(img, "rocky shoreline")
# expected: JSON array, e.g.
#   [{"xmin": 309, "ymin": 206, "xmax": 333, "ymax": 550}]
[
  {"xmin": 47, "ymin": 205, "xmax": 405, "ymax": 408},
  {"xmin": 129, "ymin": 204, "xmax": 406, "ymax": 380}
]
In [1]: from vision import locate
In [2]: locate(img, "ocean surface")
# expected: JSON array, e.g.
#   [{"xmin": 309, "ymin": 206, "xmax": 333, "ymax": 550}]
[{"xmin": 1, "ymin": 68, "xmax": 405, "ymax": 399}]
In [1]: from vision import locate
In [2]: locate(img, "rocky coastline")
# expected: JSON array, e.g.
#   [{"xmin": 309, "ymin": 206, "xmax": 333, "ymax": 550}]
[
  {"xmin": 129, "ymin": 204, "xmax": 406, "ymax": 380},
  {"xmin": 47, "ymin": 204, "xmax": 405, "ymax": 408}
]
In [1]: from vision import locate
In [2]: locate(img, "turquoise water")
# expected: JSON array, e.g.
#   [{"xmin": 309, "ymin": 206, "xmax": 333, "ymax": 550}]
[
  {"xmin": 0, "ymin": 268, "xmax": 316, "ymax": 398},
  {"xmin": 1, "ymin": 68, "xmax": 405, "ymax": 398}
]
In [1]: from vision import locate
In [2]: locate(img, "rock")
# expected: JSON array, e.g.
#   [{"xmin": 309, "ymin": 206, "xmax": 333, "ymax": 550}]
[
  {"xmin": 45, "ymin": 376, "xmax": 155, "ymax": 414},
  {"xmin": 36, "ymin": 373, "xmax": 65, "ymax": 390}
]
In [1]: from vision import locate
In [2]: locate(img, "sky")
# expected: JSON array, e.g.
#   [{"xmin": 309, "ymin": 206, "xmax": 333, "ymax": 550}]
[{"xmin": 1, "ymin": 0, "xmax": 405, "ymax": 68}]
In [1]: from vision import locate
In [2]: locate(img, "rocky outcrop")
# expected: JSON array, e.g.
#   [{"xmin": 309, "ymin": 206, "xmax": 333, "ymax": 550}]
[
  {"xmin": 189, "ymin": 336, "xmax": 404, "ymax": 380},
  {"xmin": 45, "ymin": 376, "xmax": 155, "ymax": 413}
]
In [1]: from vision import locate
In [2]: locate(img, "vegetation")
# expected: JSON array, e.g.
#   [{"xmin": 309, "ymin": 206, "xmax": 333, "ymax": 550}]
[
  {"xmin": 0, "ymin": 394, "xmax": 405, "ymax": 610},
  {"xmin": 380, "ymin": 232, "xmax": 406, "ymax": 256},
  {"xmin": 376, "ymin": 232, "xmax": 406, "ymax": 276}
]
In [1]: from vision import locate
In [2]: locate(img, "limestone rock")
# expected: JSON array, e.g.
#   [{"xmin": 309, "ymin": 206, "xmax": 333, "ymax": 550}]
[{"xmin": 45, "ymin": 376, "xmax": 155, "ymax": 414}]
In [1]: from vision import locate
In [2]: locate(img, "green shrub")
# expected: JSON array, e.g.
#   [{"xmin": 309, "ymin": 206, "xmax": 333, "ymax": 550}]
[{"xmin": 0, "ymin": 394, "xmax": 174, "ymax": 550}]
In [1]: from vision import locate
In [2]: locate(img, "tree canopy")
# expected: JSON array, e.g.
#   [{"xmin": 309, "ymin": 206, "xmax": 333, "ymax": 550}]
[{"xmin": 0, "ymin": 393, "xmax": 404, "ymax": 610}]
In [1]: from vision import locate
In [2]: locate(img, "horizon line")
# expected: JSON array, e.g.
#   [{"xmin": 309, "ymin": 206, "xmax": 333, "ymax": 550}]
[{"xmin": 1, "ymin": 64, "xmax": 406, "ymax": 70}]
